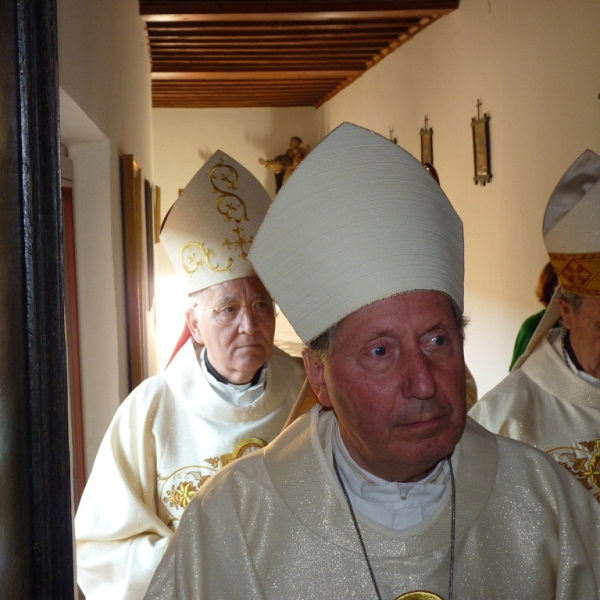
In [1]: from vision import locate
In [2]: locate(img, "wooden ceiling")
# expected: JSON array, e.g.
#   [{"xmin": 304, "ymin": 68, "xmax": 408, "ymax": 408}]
[{"xmin": 140, "ymin": 1, "xmax": 459, "ymax": 109}]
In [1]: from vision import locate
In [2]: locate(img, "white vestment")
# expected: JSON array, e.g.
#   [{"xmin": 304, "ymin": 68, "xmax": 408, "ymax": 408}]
[
  {"xmin": 469, "ymin": 327, "xmax": 600, "ymax": 502},
  {"xmin": 75, "ymin": 339, "xmax": 305, "ymax": 600},
  {"xmin": 146, "ymin": 406, "xmax": 600, "ymax": 599}
]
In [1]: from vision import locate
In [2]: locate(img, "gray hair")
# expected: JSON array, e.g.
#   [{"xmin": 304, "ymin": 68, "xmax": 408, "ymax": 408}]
[
  {"xmin": 189, "ymin": 287, "xmax": 209, "ymax": 308},
  {"xmin": 556, "ymin": 286, "xmax": 584, "ymax": 311},
  {"xmin": 306, "ymin": 298, "xmax": 468, "ymax": 363}
]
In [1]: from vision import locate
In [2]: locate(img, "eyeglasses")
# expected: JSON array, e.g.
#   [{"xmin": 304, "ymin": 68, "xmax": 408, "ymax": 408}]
[{"xmin": 197, "ymin": 299, "xmax": 278, "ymax": 326}]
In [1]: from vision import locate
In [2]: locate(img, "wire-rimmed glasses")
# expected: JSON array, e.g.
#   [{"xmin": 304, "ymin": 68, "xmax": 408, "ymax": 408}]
[{"xmin": 197, "ymin": 299, "xmax": 278, "ymax": 326}]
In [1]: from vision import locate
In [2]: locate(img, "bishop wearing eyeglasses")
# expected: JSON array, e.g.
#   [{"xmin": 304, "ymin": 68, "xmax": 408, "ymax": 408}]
[{"xmin": 74, "ymin": 151, "xmax": 305, "ymax": 600}]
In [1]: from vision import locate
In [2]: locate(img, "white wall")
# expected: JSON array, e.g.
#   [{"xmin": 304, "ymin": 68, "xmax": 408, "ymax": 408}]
[
  {"xmin": 57, "ymin": 0, "xmax": 155, "ymax": 475},
  {"xmin": 152, "ymin": 107, "xmax": 319, "ymax": 367},
  {"xmin": 316, "ymin": 0, "xmax": 600, "ymax": 395}
]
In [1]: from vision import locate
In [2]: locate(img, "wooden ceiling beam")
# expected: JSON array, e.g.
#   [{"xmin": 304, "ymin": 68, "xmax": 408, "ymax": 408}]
[
  {"xmin": 146, "ymin": 22, "xmax": 420, "ymax": 34},
  {"xmin": 152, "ymin": 86, "xmax": 336, "ymax": 93},
  {"xmin": 153, "ymin": 92, "xmax": 322, "ymax": 98},
  {"xmin": 152, "ymin": 65, "xmax": 367, "ymax": 71},
  {"xmin": 153, "ymin": 104, "xmax": 318, "ymax": 108},
  {"xmin": 150, "ymin": 50, "xmax": 391, "ymax": 58},
  {"xmin": 142, "ymin": 10, "xmax": 452, "ymax": 22},
  {"xmin": 148, "ymin": 33, "xmax": 404, "ymax": 43},
  {"xmin": 154, "ymin": 99, "xmax": 321, "ymax": 104},
  {"xmin": 150, "ymin": 44, "xmax": 388, "ymax": 52},
  {"xmin": 150, "ymin": 58, "xmax": 376, "ymax": 65},
  {"xmin": 152, "ymin": 80, "xmax": 341, "ymax": 89},
  {"xmin": 151, "ymin": 79, "xmax": 339, "ymax": 84},
  {"xmin": 154, "ymin": 92, "xmax": 321, "ymax": 99},
  {"xmin": 151, "ymin": 78, "xmax": 340, "ymax": 83},
  {"xmin": 150, "ymin": 51, "xmax": 381, "ymax": 60},
  {"xmin": 150, "ymin": 61, "xmax": 373, "ymax": 68},
  {"xmin": 141, "ymin": 1, "xmax": 459, "ymax": 22},
  {"xmin": 151, "ymin": 70, "xmax": 361, "ymax": 80}
]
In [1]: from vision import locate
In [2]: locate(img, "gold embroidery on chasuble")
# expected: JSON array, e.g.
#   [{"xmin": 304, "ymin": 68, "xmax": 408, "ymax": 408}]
[
  {"xmin": 548, "ymin": 439, "xmax": 600, "ymax": 502},
  {"xmin": 158, "ymin": 437, "xmax": 269, "ymax": 528},
  {"xmin": 549, "ymin": 252, "xmax": 600, "ymax": 297}
]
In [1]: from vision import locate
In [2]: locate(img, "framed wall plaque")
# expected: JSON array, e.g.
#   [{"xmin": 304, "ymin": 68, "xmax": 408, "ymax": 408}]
[
  {"xmin": 420, "ymin": 116, "xmax": 433, "ymax": 165},
  {"xmin": 121, "ymin": 154, "xmax": 147, "ymax": 390},
  {"xmin": 471, "ymin": 100, "xmax": 492, "ymax": 185}
]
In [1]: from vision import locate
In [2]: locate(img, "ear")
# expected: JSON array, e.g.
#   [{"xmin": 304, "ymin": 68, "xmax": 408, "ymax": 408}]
[
  {"xmin": 302, "ymin": 349, "xmax": 333, "ymax": 408},
  {"xmin": 556, "ymin": 298, "xmax": 573, "ymax": 330},
  {"xmin": 185, "ymin": 307, "xmax": 205, "ymax": 345}
]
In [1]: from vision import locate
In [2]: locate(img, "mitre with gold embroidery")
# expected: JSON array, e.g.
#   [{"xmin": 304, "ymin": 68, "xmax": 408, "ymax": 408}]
[
  {"xmin": 161, "ymin": 150, "xmax": 271, "ymax": 294},
  {"xmin": 543, "ymin": 149, "xmax": 600, "ymax": 297}
]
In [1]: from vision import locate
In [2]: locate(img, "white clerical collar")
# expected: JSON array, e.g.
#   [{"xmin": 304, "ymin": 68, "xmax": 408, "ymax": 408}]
[
  {"xmin": 331, "ymin": 420, "xmax": 448, "ymax": 530},
  {"xmin": 200, "ymin": 347, "xmax": 267, "ymax": 407}
]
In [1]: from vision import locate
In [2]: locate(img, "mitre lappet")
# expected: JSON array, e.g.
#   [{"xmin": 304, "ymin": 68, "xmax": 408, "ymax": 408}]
[{"xmin": 161, "ymin": 150, "xmax": 271, "ymax": 294}]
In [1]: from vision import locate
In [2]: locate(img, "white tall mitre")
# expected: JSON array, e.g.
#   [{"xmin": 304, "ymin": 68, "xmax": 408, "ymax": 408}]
[
  {"xmin": 249, "ymin": 122, "xmax": 464, "ymax": 344},
  {"xmin": 161, "ymin": 150, "xmax": 271, "ymax": 295}
]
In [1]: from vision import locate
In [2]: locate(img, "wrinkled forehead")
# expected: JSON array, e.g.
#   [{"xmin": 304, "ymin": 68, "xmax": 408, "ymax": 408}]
[
  {"xmin": 337, "ymin": 290, "xmax": 457, "ymax": 330},
  {"xmin": 198, "ymin": 276, "xmax": 271, "ymax": 305}
]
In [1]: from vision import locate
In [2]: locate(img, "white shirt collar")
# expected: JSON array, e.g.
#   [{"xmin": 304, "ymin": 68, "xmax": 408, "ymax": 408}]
[
  {"xmin": 200, "ymin": 347, "xmax": 267, "ymax": 407},
  {"xmin": 331, "ymin": 420, "xmax": 448, "ymax": 530}
]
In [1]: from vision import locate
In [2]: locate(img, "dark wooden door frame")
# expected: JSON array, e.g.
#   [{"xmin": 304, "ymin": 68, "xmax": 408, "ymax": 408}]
[{"xmin": 16, "ymin": 0, "xmax": 74, "ymax": 596}]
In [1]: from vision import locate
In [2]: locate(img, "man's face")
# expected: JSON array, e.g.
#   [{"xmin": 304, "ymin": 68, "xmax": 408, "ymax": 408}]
[
  {"xmin": 557, "ymin": 295, "xmax": 600, "ymax": 378},
  {"xmin": 289, "ymin": 137, "xmax": 301, "ymax": 149},
  {"xmin": 186, "ymin": 277, "xmax": 276, "ymax": 384},
  {"xmin": 303, "ymin": 291, "xmax": 467, "ymax": 482}
]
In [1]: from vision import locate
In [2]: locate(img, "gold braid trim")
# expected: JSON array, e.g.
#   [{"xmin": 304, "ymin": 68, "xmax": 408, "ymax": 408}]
[{"xmin": 549, "ymin": 252, "xmax": 600, "ymax": 297}]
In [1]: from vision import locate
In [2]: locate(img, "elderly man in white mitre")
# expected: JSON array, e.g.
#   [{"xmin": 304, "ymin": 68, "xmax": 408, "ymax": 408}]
[
  {"xmin": 145, "ymin": 124, "xmax": 600, "ymax": 600},
  {"xmin": 471, "ymin": 149, "xmax": 600, "ymax": 502},
  {"xmin": 75, "ymin": 151, "xmax": 305, "ymax": 600}
]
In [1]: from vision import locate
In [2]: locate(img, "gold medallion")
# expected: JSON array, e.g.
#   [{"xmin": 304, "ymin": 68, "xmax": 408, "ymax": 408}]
[{"xmin": 396, "ymin": 592, "xmax": 444, "ymax": 600}]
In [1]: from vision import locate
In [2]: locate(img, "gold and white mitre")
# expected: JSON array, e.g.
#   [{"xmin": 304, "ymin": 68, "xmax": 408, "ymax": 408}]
[
  {"xmin": 543, "ymin": 149, "xmax": 600, "ymax": 296},
  {"xmin": 511, "ymin": 149, "xmax": 600, "ymax": 371},
  {"xmin": 161, "ymin": 150, "xmax": 271, "ymax": 294},
  {"xmin": 249, "ymin": 122, "xmax": 464, "ymax": 343}
]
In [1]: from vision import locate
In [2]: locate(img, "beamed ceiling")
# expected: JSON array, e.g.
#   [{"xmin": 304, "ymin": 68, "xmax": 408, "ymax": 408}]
[{"xmin": 140, "ymin": 1, "xmax": 459, "ymax": 109}]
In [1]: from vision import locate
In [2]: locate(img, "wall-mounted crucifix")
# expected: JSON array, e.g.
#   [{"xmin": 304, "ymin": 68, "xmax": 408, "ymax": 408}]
[
  {"xmin": 420, "ymin": 115, "xmax": 433, "ymax": 165},
  {"xmin": 471, "ymin": 99, "xmax": 492, "ymax": 186}
]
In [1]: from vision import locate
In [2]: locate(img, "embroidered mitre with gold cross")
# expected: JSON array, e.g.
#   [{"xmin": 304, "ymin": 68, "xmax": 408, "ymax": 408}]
[{"xmin": 161, "ymin": 150, "xmax": 271, "ymax": 295}]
